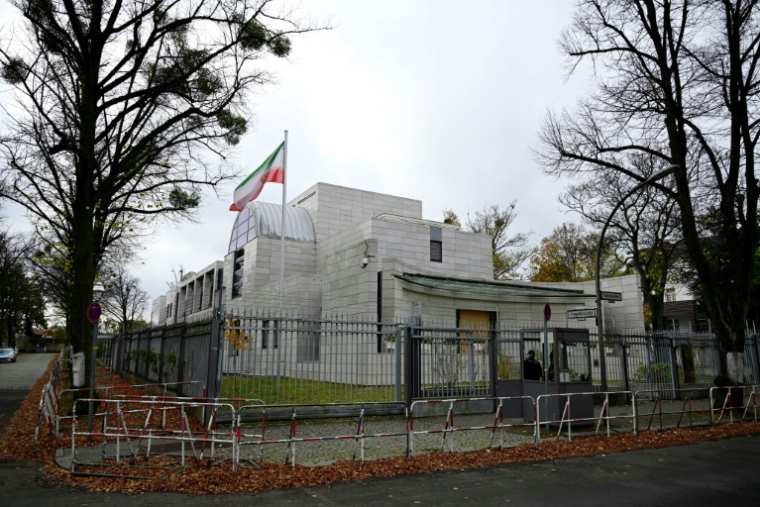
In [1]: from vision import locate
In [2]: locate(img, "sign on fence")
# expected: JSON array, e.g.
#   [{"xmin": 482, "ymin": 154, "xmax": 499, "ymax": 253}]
[{"xmin": 72, "ymin": 352, "xmax": 85, "ymax": 387}]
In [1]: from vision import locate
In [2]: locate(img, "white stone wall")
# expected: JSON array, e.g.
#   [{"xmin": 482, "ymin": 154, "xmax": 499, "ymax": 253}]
[
  {"xmin": 151, "ymin": 296, "xmax": 166, "ymax": 325},
  {"xmin": 316, "ymin": 217, "xmax": 493, "ymax": 317},
  {"xmin": 377, "ymin": 259, "xmax": 645, "ymax": 330},
  {"xmin": 289, "ymin": 183, "xmax": 423, "ymax": 242},
  {"xmin": 224, "ymin": 236, "xmax": 317, "ymax": 310}
]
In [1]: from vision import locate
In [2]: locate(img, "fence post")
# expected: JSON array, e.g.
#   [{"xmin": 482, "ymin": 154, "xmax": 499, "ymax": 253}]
[
  {"xmin": 621, "ymin": 343, "xmax": 630, "ymax": 395},
  {"xmin": 177, "ymin": 324, "xmax": 187, "ymax": 396},
  {"xmin": 489, "ymin": 327, "xmax": 498, "ymax": 398},
  {"xmin": 143, "ymin": 329, "xmax": 151, "ymax": 380},
  {"xmin": 113, "ymin": 335, "xmax": 122, "ymax": 375},
  {"xmin": 751, "ymin": 334, "xmax": 760, "ymax": 385},
  {"xmin": 206, "ymin": 318, "xmax": 224, "ymax": 410},
  {"xmin": 668, "ymin": 337, "xmax": 680, "ymax": 398},
  {"xmin": 404, "ymin": 323, "xmax": 421, "ymax": 407},
  {"xmin": 395, "ymin": 324, "xmax": 403, "ymax": 402},
  {"xmin": 158, "ymin": 327, "xmax": 167, "ymax": 384}
]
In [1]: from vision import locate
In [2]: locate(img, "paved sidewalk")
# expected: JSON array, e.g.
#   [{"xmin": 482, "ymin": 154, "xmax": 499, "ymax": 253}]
[{"xmin": 5, "ymin": 434, "xmax": 760, "ymax": 506}]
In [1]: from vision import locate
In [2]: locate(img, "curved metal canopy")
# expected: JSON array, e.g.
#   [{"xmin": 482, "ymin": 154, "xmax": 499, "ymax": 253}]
[{"xmin": 228, "ymin": 201, "xmax": 315, "ymax": 253}]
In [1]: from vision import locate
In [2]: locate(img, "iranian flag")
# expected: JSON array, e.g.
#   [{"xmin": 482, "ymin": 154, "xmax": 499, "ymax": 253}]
[{"xmin": 229, "ymin": 141, "xmax": 285, "ymax": 211}]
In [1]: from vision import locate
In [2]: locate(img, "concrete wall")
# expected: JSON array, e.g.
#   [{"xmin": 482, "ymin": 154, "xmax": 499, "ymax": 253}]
[
  {"xmin": 150, "ymin": 296, "xmax": 167, "ymax": 325},
  {"xmin": 224, "ymin": 236, "xmax": 317, "ymax": 310},
  {"xmin": 289, "ymin": 183, "xmax": 423, "ymax": 242},
  {"xmin": 316, "ymin": 216, "xmax": 493, "ymax": 317}
]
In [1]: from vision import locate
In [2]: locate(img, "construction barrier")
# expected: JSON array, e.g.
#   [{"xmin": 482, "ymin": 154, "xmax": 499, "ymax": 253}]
[
  {"xmin": 57, "ymin": 385, "xmax": 760, "ymax": 473},
  {"xmin": 408, "ymin": 397, "xmax": 537, "ymax": 456},
  {"xmin": 33, "ymin": 347, "xmax": 71, "ymax": 454},
  {"xmin": 535, "ymin": 391, "xmax": 634, "ymax": 443},
  {"xmin": 235, "ymin": 402, "xmax": 408, "ymax": 468},
  {"xmin": 70, "ymin": 398, "xmax": 238, "ymax": 473},
  {"xmin": 55, "ymin": 381, "xmax": 207, "ymax": 436},
  {"xmin": 633, "ymin": 388, "xmax": 713, "ymax": 433},
  {"xmin": 709, "ymin": 385, "xmax": 760, "ymax": 424}
]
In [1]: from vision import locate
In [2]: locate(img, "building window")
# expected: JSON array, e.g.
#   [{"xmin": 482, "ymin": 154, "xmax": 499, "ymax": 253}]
[
  {"xmin": 665, "ymin": 287, "xmax": 676, "ymax": 302},
  {"xmin": 232, "ymin": 249, "xmax": 244, "ymax": 298},
  {"xmin": 430, "ymin": 240, "xmax": 442, "ymax": 262},
  {"xmin": 430, "ymin": 226, "xmax": 443, "ymax": 262},
  {"xmin": 261, "ymin": 320, "xmax": 279, "ymax": 349}
]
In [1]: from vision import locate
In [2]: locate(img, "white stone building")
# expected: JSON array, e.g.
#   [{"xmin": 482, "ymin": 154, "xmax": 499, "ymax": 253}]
[{"xmin": 152, "ymin": 182, "xmax": 645, "ymax": 331}]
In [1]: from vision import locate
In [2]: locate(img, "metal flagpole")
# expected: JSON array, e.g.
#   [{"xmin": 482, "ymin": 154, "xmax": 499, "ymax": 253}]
[
  {"xmin": 279, "ymin": 130, "xmax": 288, "ymax": 315},
  {"xmin": 277, "ymin": 130, "xmax": 288, "ymax": 390}
]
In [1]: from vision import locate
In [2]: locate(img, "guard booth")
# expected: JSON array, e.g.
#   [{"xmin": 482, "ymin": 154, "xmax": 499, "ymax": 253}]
[{"xmin": 496, "ymin": 328, "xmax": 593, "ymax": 423}]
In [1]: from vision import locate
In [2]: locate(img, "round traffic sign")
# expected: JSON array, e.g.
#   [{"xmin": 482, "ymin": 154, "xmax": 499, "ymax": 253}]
[
  {"xmin": 544, "ymin": 303, "xmax": 551, "ymax": 321},
  {"xmin": 87, "ymin": 302, "xmax": 102, "ymax": 323}
]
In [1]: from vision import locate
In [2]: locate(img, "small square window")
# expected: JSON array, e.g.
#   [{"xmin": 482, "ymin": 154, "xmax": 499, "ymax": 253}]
[{"xmin": 430, "ymin": 240, "xmax": 442, "ymax": 262}]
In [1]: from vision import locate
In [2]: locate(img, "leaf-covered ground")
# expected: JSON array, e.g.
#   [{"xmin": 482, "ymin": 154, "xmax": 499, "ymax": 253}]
[{"xmin": 2, "ymin": 360, "xmax": 760, "ymax": 495}]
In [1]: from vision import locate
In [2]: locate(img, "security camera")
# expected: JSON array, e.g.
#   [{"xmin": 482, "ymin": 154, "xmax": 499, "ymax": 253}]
[{"xmin": 360, "ymin": 256, "xmax": 369, "ymax": 269}]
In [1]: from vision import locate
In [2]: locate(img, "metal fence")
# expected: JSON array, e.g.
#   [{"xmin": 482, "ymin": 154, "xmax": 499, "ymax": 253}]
[
  {"xmin": 110, "ymin": 313, "xmax": 760, "ymax": 407},
  {"xmin": 110, "ymin": 321, "xmax": 212, "ymax": 398},
  {"xmin": 221, "ymin": 311, "xmax": 402, "ymax": 405},
  {"xmin": 589, "ymin": 331, "xmax": 760, "ymax": 397}
]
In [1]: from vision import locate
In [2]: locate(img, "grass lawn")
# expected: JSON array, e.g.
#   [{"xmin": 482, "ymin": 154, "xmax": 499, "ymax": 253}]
[{"xmin": 221, "ymin": 375, "xmax": 398, "ymax": 405}]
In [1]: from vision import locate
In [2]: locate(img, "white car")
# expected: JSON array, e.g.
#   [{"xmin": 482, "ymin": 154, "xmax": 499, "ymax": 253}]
[{"xmin": 0, "ymin": 347, "xmax": 17, "ymax": 363}]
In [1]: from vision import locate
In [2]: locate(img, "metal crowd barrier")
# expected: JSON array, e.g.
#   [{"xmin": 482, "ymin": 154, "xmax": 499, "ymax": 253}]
[
  {"xmin": 709, "ymin": 385, "xmax": 760, "ymax": 424},
  {"xmin": 408, "ymin": 397, "xmax": 537, "ymax": 455},
  {"xmin": 108, "ymin": 394, "xmax": 264, "ymax": 430},
  {"xmin": 70, "ymin": 398, "xmax": 238, "ymax": 474},
  {"xmin": 235, "ymin": 402, "xmax": 408, "ymax": 468},
  {"xmin": 633, "ymin": 388, "xmax": 713, "ymax": 432},
  {"xmin": 59, "ymin": 385, "xmax": 760, "ymax": 473},
  {"xmin": 32, "ymin": 347, "xmax": 71, "ymax": 454},
  {"xmin": 535, "ymin": 391, "xmax": 635, "ymax": 443},
  {"xmin": 102, "ymin": 380, "xmax": 206, "ymax": 398},
  {"xmin": 55, "ymin": 381, "xmax": 207, "ymax": 436}
]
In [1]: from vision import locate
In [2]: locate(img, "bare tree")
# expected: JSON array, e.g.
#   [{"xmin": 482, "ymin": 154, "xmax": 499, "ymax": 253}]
[
  {"xmin": 0, "ymin": 0, "xmax": 323, "ymax": 389},
  {"xmin": 101, "ymin": 265, "xmax": 149, "ymax": 334},
  {"xmin": 0, "ymin": 228, "xmax": 46, "ymax": 347},
  {"xmin": 560, "ymin": 156, "xmax": 681, "ymax": 330},
  {"xmin": 466, "ymin": 202, "xmax": 532, "ymax": 279},
  {"xmin": 538, "ymin": 0, "xmax": 760, "ymax": 385}
]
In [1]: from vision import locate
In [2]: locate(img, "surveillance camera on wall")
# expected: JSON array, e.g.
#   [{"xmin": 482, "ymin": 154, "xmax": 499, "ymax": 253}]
[{"xmin": 360, "ymin": 256, "xmax": 369, "ymax": 269}]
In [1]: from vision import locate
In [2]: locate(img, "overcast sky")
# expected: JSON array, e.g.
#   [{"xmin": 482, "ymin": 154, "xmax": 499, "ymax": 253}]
[{"xmin": 1, "ymin": 0, "xmax": 594, "ymax": 308}]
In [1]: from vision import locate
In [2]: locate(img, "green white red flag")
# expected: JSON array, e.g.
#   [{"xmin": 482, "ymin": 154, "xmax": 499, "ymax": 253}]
[{"xmin": 229, "ymin": 141, "xmax": 285, "ymax": 211}]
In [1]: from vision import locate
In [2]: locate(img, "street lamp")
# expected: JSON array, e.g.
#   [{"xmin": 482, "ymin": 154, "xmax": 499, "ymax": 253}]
[{"xmin": 595, "ymin": 165, "xmax": 678, "ymax": 391}]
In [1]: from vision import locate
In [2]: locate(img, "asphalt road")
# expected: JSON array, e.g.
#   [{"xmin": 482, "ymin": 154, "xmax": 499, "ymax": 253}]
[
  {"xmin": 0, "ymin": 353, "xmax": 55, "ymax": 431},
  {"xmin": 1, "ymin": 354, "xmax": 760, "ymax": 506}
]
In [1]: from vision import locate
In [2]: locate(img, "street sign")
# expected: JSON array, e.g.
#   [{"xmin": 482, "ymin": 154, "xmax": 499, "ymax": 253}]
[
  {"xmin": 600, "ymin": 291, "xmax": 622, "ymax": 302},
  {"xmin": 567, "ymin": 308, "xmax": 597, "ymax": 320},
  {"xmin": 87, "ymin": 302, "xmax": 102, "ymax": 323},
  {"xmin": 544, "ymin": 303, "xmax": 551, "ymax": 321}
]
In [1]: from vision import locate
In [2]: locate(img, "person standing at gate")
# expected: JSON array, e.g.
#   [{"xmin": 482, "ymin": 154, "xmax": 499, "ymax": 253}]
[{"xmin": 523, "ymin": 350, "xmax": 542, "ymax": 380}]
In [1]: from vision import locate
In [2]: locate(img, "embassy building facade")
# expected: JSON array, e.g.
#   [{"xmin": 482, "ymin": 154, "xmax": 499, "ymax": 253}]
[{"xmin": 150, "ymin": 183, "xmax": 645, "ymax": 331}]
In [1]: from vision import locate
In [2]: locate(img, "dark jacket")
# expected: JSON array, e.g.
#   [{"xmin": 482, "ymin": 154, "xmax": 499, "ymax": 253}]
[{"xmin": 523, "ymin": 357, "xmax": 542, "ymax": 380}]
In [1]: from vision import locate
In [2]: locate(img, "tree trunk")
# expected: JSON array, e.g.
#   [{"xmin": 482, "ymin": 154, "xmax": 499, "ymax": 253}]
[{"xmin": 68, "ymin": 51, "xmax": 102, "ymax": 396}]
